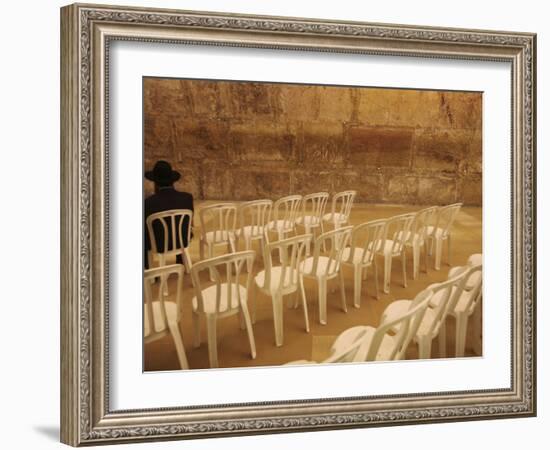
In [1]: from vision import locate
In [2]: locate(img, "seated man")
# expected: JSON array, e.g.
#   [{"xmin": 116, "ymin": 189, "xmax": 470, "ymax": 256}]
[{"xmin": 144, "ymin": 160, "xmax": 194, "ymax": 269}]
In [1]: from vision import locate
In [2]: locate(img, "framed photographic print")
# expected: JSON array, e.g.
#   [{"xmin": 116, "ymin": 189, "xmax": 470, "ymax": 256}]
[{"xmin": 60, "ymin": 3, "xmax": 536, "ymax": 446}]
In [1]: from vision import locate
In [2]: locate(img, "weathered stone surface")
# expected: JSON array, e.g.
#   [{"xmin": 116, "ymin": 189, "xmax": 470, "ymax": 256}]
[
  {"xmin": 418, "ymin": 177, "xmax": 457, "ymax": 205},
  {"xmin": 347, "ymin": 126, "xmax": 413, "ymax": 168},
  {"xmin": 385, "ymin": 175, "xmax": 419, "ymax": 204},
  {"xmin": 144, "ymin": 78, "xmax": 482, "ymax": 206},
  {"xmin": 413, "ymin": 129, "xmax": 474, "ymax": 173},
  {"xmin": 460, "ymin": 174, "xmax": 483, "ymax": 206}
]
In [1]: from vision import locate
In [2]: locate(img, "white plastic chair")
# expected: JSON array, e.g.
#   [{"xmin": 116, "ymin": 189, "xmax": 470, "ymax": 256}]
[
  {"xmin": 341, "ymin": 219, "xmax": 386, "ymax": 307},
  {"xmin": 404, "ymin": 206, "xmax": 439, "ymax": 279},
  {"xmin": 299, "ymin": 226, "xmax": 353, "ymax": 325},
  {"xmin": 295, "ymin": 192, "xmax": 329, "ymax": 255},
  {"xmin": 376, "ymin": 213, "xmax": 416, "ymax": 294},
  {"xmin": 266, "ymin": 194, "xmax": 302, "ymax": 241},
  {"xmin": 437, "ymin": 263, "xmax": 483, "ymax": 357},
  {"xmin": 144, "ymin": 265, "xmax": 188, "ymax": 370},
  {"xmin": 146, "ymin": 209, "xmax": 193, "ymax": 296},
  {"xmin": 235, "ymin": 199, "xmax": 272, "ymax": 271},
  {"xmin": 322, "ymin": 190, "xmax": 356, "ymax": 230},
  {"xmin": 198, "ymin": 203, "xmax": 237, "ymax": 261},
  {"xmin": 190, "ymin": 250, "xmax": 256, "ymax": 368},
  {"xmin": 253, "ymin": 234, "xmax": 313, "ymax": 346},
  {"xmin": 426, "ymin": 203, "xmax": 462, "ymax": 270},
  {"xmin": 329, "ymin": 289, "xmax": 433, "ymax": 362},
  {"xmin": 380, "ymin": 269, "xmax": 469, "ymax": 359}
]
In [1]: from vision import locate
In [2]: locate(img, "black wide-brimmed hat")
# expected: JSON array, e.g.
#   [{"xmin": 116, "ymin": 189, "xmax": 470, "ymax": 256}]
[{"xmin": 145, "ymin": 160, "xmax": 181, "ymax": 185}]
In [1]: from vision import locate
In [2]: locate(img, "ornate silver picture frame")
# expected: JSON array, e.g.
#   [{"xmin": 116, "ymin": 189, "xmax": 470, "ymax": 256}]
[{"xmin": 60, "ymin": 3, "xmax": 536, "ymax": 446}]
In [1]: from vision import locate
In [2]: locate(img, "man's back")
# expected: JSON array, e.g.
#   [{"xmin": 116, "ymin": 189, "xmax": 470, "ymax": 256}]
[{"xmin": 144, "ymin": 187, "xmax": 194, "ymax": 267}]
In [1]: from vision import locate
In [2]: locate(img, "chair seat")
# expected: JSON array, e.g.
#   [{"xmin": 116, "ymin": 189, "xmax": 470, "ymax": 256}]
[
  {"xmin": 295, "ymin": 215, "xmax": 321, "ymax": 227},
  {"xmin": 397, "ymin": 230, "xmax": 424, "ymax": 246},
  {"xmin": 235, "ymin": 225, "xmax": 265, "ymax": 240},
  {"xmin": 322, "ymin": 212, "xmax": 348, "ymax": 224},
  {"xmin": 330, "ymin": 325, "xmax": 396, "ymax": 361},
  {"xmin": 341, "ymin": 246, "xmax": 374, "ymax": 265},
  {"xmin": 377, "ymin": 239, "xmax": 403, "ymax": 256},
  {"xmin": 381, "ymin": 300, "xmax": 437, "ymax": 338},
  {"xmin": 426, "ymin": 226, "xmax": 448, "ymax": 239},
  {"xmin": 144, "ymin": 301, "xmax": 178, "ymax": 336},
  {"xmin": 255, "ymin": 266, "xmax": 299, "ymax": 294},
  {"xmin": 192, "ymin": 284, "xmax": 247, "ymax": 314},
  {"xmin": 267, "ymin": 219, "xmax": 294, "ymax": 233},
  {"xmin": 203, "ymin": 230, "xmax": 234, "ymax": 244},
  {"xmin": 300, "ymin": 256, "xmax": 339, "ymax": 278},
  {"xmin": 468, "ymin": 254, "xmax": 483, "ymax": 266}
]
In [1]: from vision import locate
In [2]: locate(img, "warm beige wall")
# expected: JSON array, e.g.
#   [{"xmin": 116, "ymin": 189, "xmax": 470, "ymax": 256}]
[{"xmin": 144, "ymin": 78, "xmax": 482, "ymax": 205}]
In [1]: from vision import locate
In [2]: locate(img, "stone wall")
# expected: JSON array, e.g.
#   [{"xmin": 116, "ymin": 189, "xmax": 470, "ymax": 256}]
[{"xmin": 144, "ymin": 78, "xmax": 482, "ymax": 205}]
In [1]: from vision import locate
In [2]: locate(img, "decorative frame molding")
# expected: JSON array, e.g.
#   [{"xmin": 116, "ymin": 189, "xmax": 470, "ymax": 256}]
[{"xmin": 60, "ymin": 3, "xmax": 536, "ymax": 446}]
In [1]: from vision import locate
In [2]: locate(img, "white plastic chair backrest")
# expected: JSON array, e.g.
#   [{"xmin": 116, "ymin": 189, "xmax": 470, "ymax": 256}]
[
  {"xmin": 448, "ymin": 264, "xmax": 483, "ymax": 316},
  {"xmin": 190, "ymin": 250, "xmax": 255, "ymax": 314},
  {"xmin": 409, "ymin": 206, "xmax": 439, "ymax": 243},
  {"xmin": 307, "ymin": 226, "xmax": 353, "ymax": 277},
  {"xmin": 434, "ymin": 203, "xmax": 462, "ymax": 238},
  {"xmin": 237, "ymin": 199, "xmax": 273, "ymax": 239},
  {"xmin": 364, "ymin": 289, "xmax": 432, "ymax": 361},
  {"xmin": 299, "ymin": 192, "xmax": 329, "ymax": 226},
  {"xmin": 144, "ymin": 264, "xmax": 184, "ymax": 336},
  {"xmin": 346, "ymin": 219, "xmax": 386, "ymax": 266},
  {"xmin": 146, "ymin": 209, "xmax": 193, "ymax": 255},
  {"xmin": 424, "ymin": 269, "xmax": 471, "ymax": 338},
  {"xmin": 329, "ymin": 190, "xmax": 356, "ymax": 221},
  {"xmin": 383, "ymin": 213, "xmax": 416, "ymax": 254},
  {"xmin": 323, "ymin": 328, "xmax": 371, "ymax": 363},
  {"xmin": 260, "ymin": 234, "xmax": 313, "ymax": 292},
  {"xmin": 271, "ymin": 195, "xmax": 302, "ymax": 231},
  {"xmin": 198, "ymin": 203, "xmax": 237, "ymax": 244}
]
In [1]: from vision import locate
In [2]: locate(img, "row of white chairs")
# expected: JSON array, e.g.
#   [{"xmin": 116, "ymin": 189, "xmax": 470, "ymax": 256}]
[
  {"xmin": 144, "ymin": 200, "xmax": 463, "ymax": 368},
  {"xmin": 145, "ymin": 191, "xmax": 357, "ymax": 271},
  {"xmin": 286, "ymin": 255, "xmax": 482, "ymax": 365}
]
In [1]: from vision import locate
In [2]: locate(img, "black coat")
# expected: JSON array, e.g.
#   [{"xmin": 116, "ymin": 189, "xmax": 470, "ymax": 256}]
[{"xmin": 144, "ymin": 187, "xmax": 194, "ymax": 268}]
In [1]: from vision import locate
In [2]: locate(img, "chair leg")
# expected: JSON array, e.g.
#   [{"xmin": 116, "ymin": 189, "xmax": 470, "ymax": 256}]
[
  {"xmin": 318, "ymin": 278, "xmax": 328, "ymax": 325},
  {"xmin": 182, "ymin": 248, "xmax": 193, "ymax": 273},
  {"xmin": 353, "ymin": 265, "xmax": 362, "ymax": 308},
  {"xmin": 434, "ymin": 238, "xmax": 443, "ymax": 270},
  {"xmin": 168, "ymin": 322, "xmax": 189, "ymax": 370},
  {"xmin": 423, "ymin": 242, "xmax": 429, "ymax": 274},
  {"xmin": 373, "ymin": 259, "xmax": 380, "ymax": 300},
  {"xmin": 238, "ymin": 307, "xmax": 246, "ymax": 330},
  {"xmin": 339, "ymin": 269, "xmax": 347, "ymax": 313},
  {"xmin": 299, "ymin": 276, "xmax": 310, "ymax": 333},
  {"xmin": 272, "ymin": 294, "xmax": 284, "ymax": 347},
  {"xmin": 417, "ymin": 335, "xmax": 433, "ymax": 359},
  {"xmin": 206, "ymin": 316, "xmax": 218, "ymax": 368},
  {"xmin": 438, "ymin": 320, "xmax": 447, "ymax": 358},
  {"xmin": 412, "ymin": 243, "xmax": 420, "ymax": 280},
  {"xmin": 251, "ymin": 283, "xmax": 257, "ymax": 324},
  {"xmin": 244, "ymin": 237, "xmax": 252, "ymax": 273},
  {"xmin": 447, "ymin": 236, "xmax": 452, "ymax": 267},
  {"xmin": 383, "ymin": 253, "xmax": 392, "ymax": 294},
  {"xmin": 192, "ymin": 311, "xmax": 201, "ymax": 348},
  {"xmin": 455, "ymin": 313, "xmax": 469, "ymax": 357},
  {"xmin": 401, "ymin": 251, "xmax": 407, "ymax": 288},
  {"xmin": 240, "ymin": 302, "xmax": 257, "ymax": 359}
]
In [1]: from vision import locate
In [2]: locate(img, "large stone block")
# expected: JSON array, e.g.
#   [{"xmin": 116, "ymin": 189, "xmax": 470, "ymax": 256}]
[
  {"xmin": 413, "ymin": 129, "xmax": 474, "ymax": 173},
  {"xmin": 228, "ymin": 122, "xmax": 295, "ymax": 162},
  {"xmin": 291, "ymin": 170, "xmax": 333, "ymax": 196},
  {"xmin": 459, "ymin": 174, "xmax": 483, "ymax": 205},
  {"xmin": 417, "ymin": 177, "xmax": 457, "ymax": 205},
  {"xmin": 230, "ymin": 168, "xmax": 292, "ymax": 200},
  {"xmin": 296, "ymin": 122, "xmax": 345, "ymax": 166},
  {"xmin": 331, "ymin": 171, "xmax": 384, "ymax": 203},
  {"xmin": 347, "ymin": 126, "xmax": 413, "ymax": 168},
  {"xmin": 278, "ymin": 84, "xmax": 320, "ymax": 121},
  {"xmin": 384, "ymin": 175, "xmax": 419, "ymax": 204}
]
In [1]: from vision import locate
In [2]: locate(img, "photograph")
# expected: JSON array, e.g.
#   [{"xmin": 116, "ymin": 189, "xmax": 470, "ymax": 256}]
[{"xmin": 142, "ymin": 77, "xmax": 483, "ymax": 371}]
